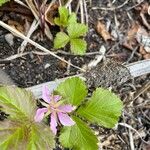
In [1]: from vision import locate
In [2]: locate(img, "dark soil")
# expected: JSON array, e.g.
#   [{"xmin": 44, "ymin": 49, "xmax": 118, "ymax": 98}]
[{"xmin": 0, "ymin": 0, "xmax": 150, "ymax": 149}]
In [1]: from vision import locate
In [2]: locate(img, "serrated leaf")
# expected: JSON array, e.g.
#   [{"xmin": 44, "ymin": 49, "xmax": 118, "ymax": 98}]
[
  {"xmin": 70, "ymin": 39, "xmax": 87, "ymax": 55},
  {"xmin": 54, "ymin": 6, "xmax": 69, "ymax": 27},
  {"xmin": 0, "ymin": 120, "xmax": 55, "ymax": 150},
  {"xmin": 26, "ymin": 124, "xmax": 54, "ymax": 150},
  {"xmin": 0, "ymin": 0, "xmax": 9, "ymax": 6},
  {"xmin": 68, "ymin": 13, "xmax": 77, "ymax": 24},
  {"xmin": 59, "ymin": 116, "xmax": 98, "ymax": 150},
  {"xmin": 56, "ymin": 77, "xmax": 87, "ymax": 106},
  {"xmin": 77, "ymin": 88, "xmax": 123, "ymax": 128},
  {"xmin": 0, "ymin": 86, "xmax": 55, "ymax": 149},
  {"xmin": 54, "ymin": 32, "xmax": 69, "ymax": 49},
  {"xmin": 0, "ymin": 86, "xmax": 36, "ymax": 121},
  {"xmin": 0, "ymin": 121, "xmax": 25, "ymax": 150},
  {"xmin": 67, "ymin": 23, "xmax": 88, "ymax": 38}
]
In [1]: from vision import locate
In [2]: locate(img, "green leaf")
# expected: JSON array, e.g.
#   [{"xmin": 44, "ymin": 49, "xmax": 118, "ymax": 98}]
[
  {"xmin": 54, "ymin": 32, "xmax": 69, "ymax": 49},
  {"xmin": 56, "ymin": 77, "xmax": 87, "ymax": 106},
  {"xmin": 70, "ymin": 39, "xmax": 87, "ymax": 55},
  {"xmin": 67, "ymin": 23, "xmax": 88, "ymax": 38},
  {"xmin": 59, "ymin": 116, "xmax": 98, "ymax": 150},
  {"xmin": 0, "ymin": 86, "xmax": 55, "ymax": 149},
  {"xmin": 0, "ymin": 0, "xmax": 9, "ymax": 6},
  {"xmin": 0, "ymin": 120, "xmax": 55, "ymax": 150},
  {"xmin": 77, "ymin": 88, "xmax": 123, "ymax": 128},
  {"xmin": 68, "ymin": 13, "xmax": 77, "ymax": 24},
  {"xmin": 0, "ymin": 86, "xmax": 36, "ymax": 121},
  {"xmin": 54, "ymin": 6, "xmax": 69, "ymax": 27},
  {"xmin": 26, "ymin": 124, "xmax": 54, "ymax": 150},
  {"xmin": 54, "ymin": 17, "xmax": 61, "ymax": 26}
]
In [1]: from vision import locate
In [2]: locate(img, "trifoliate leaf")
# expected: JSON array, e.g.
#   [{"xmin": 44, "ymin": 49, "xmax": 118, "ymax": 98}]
[
  {"xmin": 56, "ymin": 77, "xmax": 87, "ymax": 106},
  {"xmin": 70, "ymin": 39, "xmax": 87, "ymax": 55},
  {"xmin": 0, "ymin": 120, "xmax": 55, "ymax": 150},
  {"xmin": 59, "ymin": 116, "xmax": 98, "ymax": 150},
  {"xmin": 54, "ymin": 6, "xmax": 69, "ymax": 27},
  {"xmin": 67, "ymin": 23, "xmax": 88, "ymax": 38},
  {"xmin": 68, "ymin": 13, "xmax": 77, "ymax": 24},
  {"xmin": 0, "ymin": 86, "xmax": 36, "ymax": 121},
  {"xmin": 0, "ymin": 0, "xmax": 9, "ymax": 6},
  {"xmin": 77, "ymin": 88, "xmax": 123, "ymax": 128},
  {"xmin": 54, "ymin": 32, "xmax": 69, "ymax": 49}
]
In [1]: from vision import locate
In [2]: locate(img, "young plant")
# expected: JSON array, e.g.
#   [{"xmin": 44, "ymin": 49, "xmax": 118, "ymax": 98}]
[
  {"xmin": 54, "ymin": 6, "xmax": 88, "ymax": 55},
  {"xmin": 0, "ymin": 86, "xmax": 55, "ymax": 150},
  {"xmin": 0, "ymin": 77, "xmax": 123, "ymax": 150},
  {"xmin": 35, "ymin": 77, "xmax": 123, "ymax": 150}
]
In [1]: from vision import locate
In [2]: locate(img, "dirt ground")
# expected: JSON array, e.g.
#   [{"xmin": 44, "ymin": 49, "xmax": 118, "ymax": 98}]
[{"xmin": 0, "ymin": 0, "xmax": 150, "ymax": 149}]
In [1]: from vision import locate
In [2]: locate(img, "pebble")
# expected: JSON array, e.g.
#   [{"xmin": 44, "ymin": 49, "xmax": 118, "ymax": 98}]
[
  {"xmin": 44, "ymin": 63, "xmax": 51, "ymax": 69},
  {"xmin": 5, "ymin": 33, "xmax": 14, "ymax": 46}
]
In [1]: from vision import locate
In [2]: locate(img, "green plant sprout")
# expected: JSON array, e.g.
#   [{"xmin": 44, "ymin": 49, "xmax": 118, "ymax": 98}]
[
  {"xmin": 54, "ymin": 6, "xmax": 77, "ymax": 28},
  {"xmin": 0, "ymin": 0, "xmax": 9, "ymax": 6},
  {"xmin": 54, "ymin": 6, "xmax": 88, "ymax": 55},
  {"xmin": 0, "ymin": 77, "xmax": 123, "ymax": 150}
]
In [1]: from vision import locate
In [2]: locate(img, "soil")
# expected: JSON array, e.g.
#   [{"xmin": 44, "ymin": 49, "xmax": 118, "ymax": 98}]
[{"xmin": 0, "ymin": 0, "xmax": 150, "ymax": 149}]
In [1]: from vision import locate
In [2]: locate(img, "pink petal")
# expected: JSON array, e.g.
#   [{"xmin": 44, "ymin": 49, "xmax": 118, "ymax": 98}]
[
  {"xmin": 42, "ymin": 86, "xmax": 51, "ymax": 103},
  {"xmin": 58, "ymin": 112, "xmax": 75, "ymax": 126},
  {"xmin": 34, "ymin": 108, "xmax": 48, "ymax": 122},
  {"xmin": 50, "ymin": 112, "xmax": 58, "ymax": 135},
  {"xmin": 50, "ymin": 95, "xmax": 62, "ymax": 102},
  {"xmin": 58, "ymin": 105, "xmax": 75, "ymax": 113}
]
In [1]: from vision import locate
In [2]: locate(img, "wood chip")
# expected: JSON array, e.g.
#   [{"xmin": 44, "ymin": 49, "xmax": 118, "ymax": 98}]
[
  {"xmin": 96, "ymin": 21, "xmax": 113, "ymax": 41},
  {"xmin": 123, "ymin": 22, "xmax": 140, "ymax": 50}
]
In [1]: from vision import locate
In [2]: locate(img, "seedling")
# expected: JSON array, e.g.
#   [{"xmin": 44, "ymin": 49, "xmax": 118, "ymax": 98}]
[{"xmin": 54, "ymin": 6, "xmax": 88, "ymax": 55}]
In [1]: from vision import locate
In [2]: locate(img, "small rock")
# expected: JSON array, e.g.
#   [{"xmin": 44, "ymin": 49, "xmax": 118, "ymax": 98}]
[
  {"xmin": 44, "ymin": 63, "xmax": 51, "ymax": 69},
  {"xmin": 5, "ymin": 33, "xmax": 14, "ymax": 46},
  {"xmin": 29, "ymin": 52, "xmax": 34, "ymax": 59}
]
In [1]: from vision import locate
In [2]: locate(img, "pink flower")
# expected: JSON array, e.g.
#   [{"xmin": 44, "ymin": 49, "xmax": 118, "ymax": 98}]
[{"xmin": 34, "ymin": 86, "xmax": 75, "ymax": 135}]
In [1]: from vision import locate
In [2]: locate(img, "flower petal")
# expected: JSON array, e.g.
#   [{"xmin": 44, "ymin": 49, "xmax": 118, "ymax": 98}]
[
  {"xmin": 58, "ymin": 105, "xmax": 76, "ymax": 113},
  {"xmin": 58, "ymin": 112, "xmax": 75, "ymax": 126},
  {"xmin": 50, "ymin": 95, "xmax": 62, "ymax": 102},
  {"xmin": 42, "ymin": 86, "xmax": 51, "ymax": 103},
  {"xmin": 50, "ymin": 112, "xmax": 58, "ymax": 135},
  {"xmin": 34, "ymin": 108, "xmax": 48, "ymax": 122}
]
